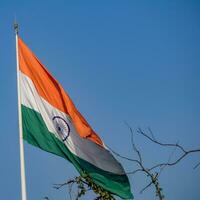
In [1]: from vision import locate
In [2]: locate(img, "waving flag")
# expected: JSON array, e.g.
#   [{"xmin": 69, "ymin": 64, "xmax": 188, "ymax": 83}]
[{"xmin": 18, "ymin": 37, "xmax": 133, "ymax": 199}]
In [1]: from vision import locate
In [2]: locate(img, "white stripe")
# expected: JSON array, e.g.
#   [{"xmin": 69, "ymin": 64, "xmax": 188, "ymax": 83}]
[{"xmin": 20, "ymin": 71, "xmax": 124, "ymax": 175}]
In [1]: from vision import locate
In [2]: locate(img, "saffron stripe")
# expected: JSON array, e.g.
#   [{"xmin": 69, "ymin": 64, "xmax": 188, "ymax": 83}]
[{"xmin": 18, "ymin": 37, "xmax": 102, "ymax": 146}]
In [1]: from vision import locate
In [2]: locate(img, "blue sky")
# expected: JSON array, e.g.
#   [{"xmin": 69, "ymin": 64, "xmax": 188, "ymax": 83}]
[{"xmin": 0, "ymin": 1, "xmax": 200, "ymax": 199}]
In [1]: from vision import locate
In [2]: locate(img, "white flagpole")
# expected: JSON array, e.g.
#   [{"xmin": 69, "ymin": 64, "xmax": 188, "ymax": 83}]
[{"xmin": 14, "ymin": 22, "xmax": 27, "ymax": 200}]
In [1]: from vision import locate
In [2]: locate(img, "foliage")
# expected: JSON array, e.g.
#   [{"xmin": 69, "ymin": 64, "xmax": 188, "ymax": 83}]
[{"xmin": 53, "ymin": 173, "xmax": 115, "ymax": 200}]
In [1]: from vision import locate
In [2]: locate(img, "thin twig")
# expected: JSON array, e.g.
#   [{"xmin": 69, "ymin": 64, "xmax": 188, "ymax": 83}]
[
  {"xmin": 126, "ymin": 169, "xmax": 144, "ymax": 175},
  {"xmin": 137, "ymin": 128, "xmax": 187, "ymax": 153},
  {"xmin": 140, "ymin": 181, "xmax": 153, "ymax": 194},
  {"xmin": 149, "ymin": 149, "xmax": 200, "ymax": 171},
  {"xmin": 158, "ymin": 142, "xmax": 178, "ymax": 176},
  {"xmin": 108, "ymin": 146, "xmax": 141, "ymax": 165},
  {"xmin": 124, "ymin": 122, "xmax": 143, "ymax": 164},
  {"xmin": 148, "ymin": 127, "xmax": 156, "ymax": 141},
  {"xmin": 194, "ymin": 162, "xmax": 200, "ymax": 169}
]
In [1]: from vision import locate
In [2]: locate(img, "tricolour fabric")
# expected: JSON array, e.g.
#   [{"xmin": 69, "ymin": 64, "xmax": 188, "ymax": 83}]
[{"xmin": 18, "ymin": 37, "xmax": 133, "ymax": 199}]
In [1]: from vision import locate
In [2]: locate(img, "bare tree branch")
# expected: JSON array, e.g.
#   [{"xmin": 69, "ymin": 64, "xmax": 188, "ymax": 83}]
[
  {"xmin": 137, "ymin": 128, "xmax": 187, "ymax": 153},
  {"xmin": 110, "ymin": 125, "xmax": 200, "ymax": 200},
  {"xmin": 149, "ymin": 148, "xmax": 200, "ymax": 171}
]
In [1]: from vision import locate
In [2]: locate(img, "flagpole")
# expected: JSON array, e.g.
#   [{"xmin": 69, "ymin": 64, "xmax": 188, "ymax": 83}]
[{"xmin": 14, "ymin": 22, "xmax": 27, "ymax": 200}]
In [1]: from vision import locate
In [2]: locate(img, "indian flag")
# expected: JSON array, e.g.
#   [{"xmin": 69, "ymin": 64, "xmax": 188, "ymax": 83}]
[{"xmin": 18, "ymin": 36, "xmax": 133, "ymax": 199}]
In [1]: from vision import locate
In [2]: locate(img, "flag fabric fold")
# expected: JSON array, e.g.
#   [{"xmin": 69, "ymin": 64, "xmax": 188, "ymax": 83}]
[{"xmin": 18, "ymin": 37, "xmax": 133, "ymax": 199}]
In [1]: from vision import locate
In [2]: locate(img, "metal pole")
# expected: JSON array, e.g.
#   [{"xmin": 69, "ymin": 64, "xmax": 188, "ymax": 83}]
[{"xmin": 14, "ymin": 22, "xmax": 27, "ymax": 200}]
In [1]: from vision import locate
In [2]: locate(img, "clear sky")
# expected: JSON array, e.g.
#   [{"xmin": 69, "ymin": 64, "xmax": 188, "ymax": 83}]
[{"xmin": 0, "ymin": 1, "xmax": 200, "ymax": 200}]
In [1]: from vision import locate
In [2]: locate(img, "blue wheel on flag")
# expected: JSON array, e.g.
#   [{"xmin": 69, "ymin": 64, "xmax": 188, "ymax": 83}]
[{"xmin": 52, "ymin": 116, "xmax": 70, "ymax": 141}]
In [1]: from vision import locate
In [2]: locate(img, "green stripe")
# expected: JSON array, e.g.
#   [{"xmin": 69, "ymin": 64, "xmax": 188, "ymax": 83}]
[{"xmin": 21, "ymin": 105, "xmax": 133, "ymax": 199}]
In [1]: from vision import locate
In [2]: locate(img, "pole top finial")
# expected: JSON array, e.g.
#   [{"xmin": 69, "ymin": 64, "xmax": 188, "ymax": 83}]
[{"xmin": 14, "ymin": 22, "xmax": 19, "ymax": 35}]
